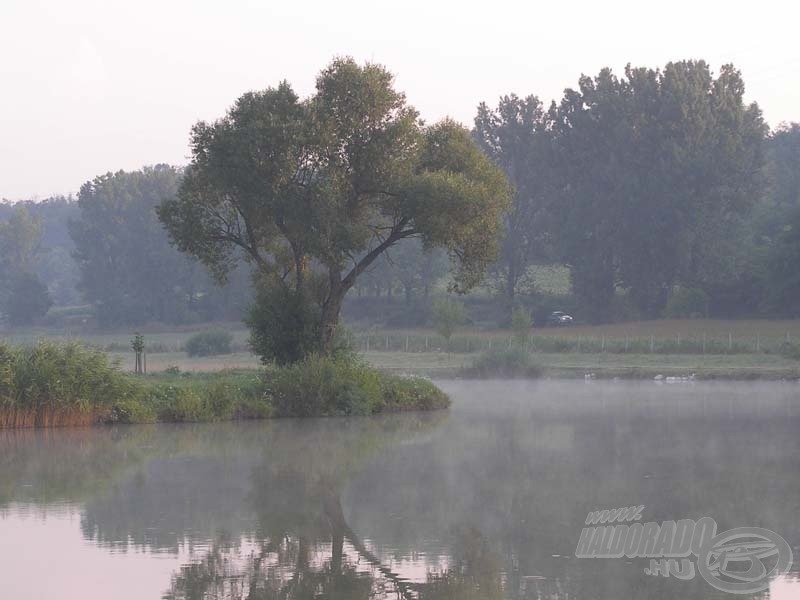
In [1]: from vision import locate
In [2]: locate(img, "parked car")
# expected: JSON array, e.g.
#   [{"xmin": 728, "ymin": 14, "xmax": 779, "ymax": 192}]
[{"xmin": 546, "ymin": 311, "xmax": 574, "ymax": 326}]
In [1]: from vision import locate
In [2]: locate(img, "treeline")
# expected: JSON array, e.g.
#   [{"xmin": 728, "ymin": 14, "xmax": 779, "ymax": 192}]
[
  {"xmin": 1, "ymin": 60, "xmax": 799, "ymax": 329},
  {"xmin": 0, "ymin": 166, "xmax": 251, "ymax": 328},
  {"xmin": 475, "ymin": 61, "xmax": 799, "ymax": 323}
]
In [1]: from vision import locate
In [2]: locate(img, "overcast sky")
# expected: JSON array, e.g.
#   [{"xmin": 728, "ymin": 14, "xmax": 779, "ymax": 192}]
[{"xmin": 2, "ymin": 0, "xmax": 798, "ymax": 200}]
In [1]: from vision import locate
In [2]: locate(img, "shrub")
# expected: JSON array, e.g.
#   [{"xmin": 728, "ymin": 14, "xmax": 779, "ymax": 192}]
[
  {"xmin": 184, "ymin": 329, "xmax": 234, "ymax": 357},
  {"xmin": 246, "ymin": 279, "xmax": 323, "ymax": 365},
  {"xmin": 432, "ymin": 298, "xmax": 467, "ymax": 349},
  {"xmin": 2, "ymin": 272, "xmax": 53, "ymax": 326},
  {"xmin": 510, "ymin": 307, "xmax": 533, "ymax": 345},
  {"xmin": 379, "ymin": 374, "xmax": 450, "ymax": 412},
  {"xmin": 110, "ymin": 396, "xmax": 157, "ymax": 424},
  {"xmin": 464, "ymin": 348, "xmax": 543, "ymax": 378},
  {"xmin": 779, "ymin": 342, "xmax": 800, "ymax": 361},
  {"xmin": 266, "ymin": 354, "xmax": 449, "ymax": 417},
  {"xmin": 665, "ymin": 287, "xmax": 709, "ymax": 318}
]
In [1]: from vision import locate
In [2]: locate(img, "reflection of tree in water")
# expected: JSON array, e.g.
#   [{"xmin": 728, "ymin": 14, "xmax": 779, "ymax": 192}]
[
  {"xmin": 161, "ymin": 412, "xmax": 511, "ymax": 600},
  {"xmin": 3, "ymin": 383, "xmax": 798, "ymax": 600}
]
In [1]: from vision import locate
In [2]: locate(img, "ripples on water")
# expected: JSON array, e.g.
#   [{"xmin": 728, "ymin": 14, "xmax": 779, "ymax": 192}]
[{"xmin": 0, "ymin": 380, "xmax": 798, "ymax": 599}]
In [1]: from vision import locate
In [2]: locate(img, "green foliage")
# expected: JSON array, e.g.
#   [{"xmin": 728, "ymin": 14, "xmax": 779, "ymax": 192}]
[
  {"xmin": 465, "ymin": 348, "xmax": 543, "ymax": 378},
  {"xmin": 184, "ymin": 329, "xmax": 234, "ymax": 357},
  {"xmin": 2, "ymin": 272, "xmax": 53, "ymax": 325},
  {"xmin": 69, "ymin": 165, "xmax": 251, "ymax": 327},
  {"xmin": 119, "ymin": 372, "xmax": 271, "ymax": 424},
  {"xmin": 474, "ymin": 95, "xmax": 555, "ymax": 318},
  {"xmin": 765, "ymin": 205, "xmax": 800, "ymax": 315},
  {"xmin": 379, "ymin": 373, "xmax": 450, "ymax": 412},
  {"xmin": 246, "ymin": 278, "xmax": 323, "ymax": 365},
  {"xmin": 549, "ymin": 61, "xmax": 766, "ymax": 321},
  {"xmin": 266, "ymin": 354, "xmax": 449, "ymax": 418},
  {"xmin": 665, "ymin": 287, "xmax": 710, "ymax": 318},
  {"xmin": 432, "ymin": 298, "xmax": 467, "ymax": 346},
  {"xmin": 510, "ymin": 306, "xmax": 533, "ymax": 344},
  {"xmin": 159, "ymin": 57, "xmax": 510, "ymax": 359},
  {"xmin": 131, "ymin": 333, "xmax": 145, "ymax": 353},
  {"xmin": 0, "ymin": 207, "xmax": 52, "ymax": 326},
  {"xmin": 779, "ymin": 342, "xmax": 800, "ymax": 361},
  {"xmin": 0, "ymin": 341, "xmax": 138, "ymax": 426}
]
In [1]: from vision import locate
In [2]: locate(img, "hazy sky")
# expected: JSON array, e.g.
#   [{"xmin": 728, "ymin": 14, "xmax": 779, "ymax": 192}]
[{"xmin": 2, "ymin": 0, "xmax": 798, "ymax": 200}]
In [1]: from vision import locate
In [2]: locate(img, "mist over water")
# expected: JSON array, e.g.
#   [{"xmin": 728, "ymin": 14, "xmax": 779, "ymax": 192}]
[{"xmin": 0, "ymin": 380, "xmax": 798, "ymax": 599}]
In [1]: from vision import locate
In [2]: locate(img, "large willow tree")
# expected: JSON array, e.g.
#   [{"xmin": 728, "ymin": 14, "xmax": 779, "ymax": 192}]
[{"xmin": 159, "ymin": 58, "xmax": 510, "ymax": 361}]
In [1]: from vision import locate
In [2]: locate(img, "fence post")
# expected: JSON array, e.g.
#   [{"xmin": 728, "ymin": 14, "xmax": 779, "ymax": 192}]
[
  {"xmin": 577, "ymin": 336, "xmax": 582, "ymax": 352},
  {"xmin": 703, "ymin": 333, "xmax": 706, "ymax": 354},
  {"xmin": 728, "ymin": 332, "xmax": 732, "ymax": 351},
  {"xmin": 425, "ymin": 335, "xmax": 429, "ymax": 350},
  {"xmin": 488, "ymin": 338, "xmax": 492, "ymax": 351},
  {"xmin": 625, "ymin": 336, "xmax": 629, "ymax": 352},
  {"xmin": 650, "ymin": 335, "xmax": 654, "ymax": 353},
  {"xmin": 601, "ymin": 336, "xmax": 606, "ymax": 352},
  {"xmin": 756, "ymin": 333, "xmax": 760, "ymax": 353},
  {"xmin": 405, "ymin": 335, "xmax": 409, "ymax": 352}
]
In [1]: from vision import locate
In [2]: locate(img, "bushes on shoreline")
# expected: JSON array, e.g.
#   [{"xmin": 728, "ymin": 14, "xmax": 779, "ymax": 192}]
[
  {"xmin": 184, "ymin": 329, "xmax": 234, "ymax": 357},
  {"xmin": 266, "ymin": 354, "xmax": 449, "ymax": 417},
  {"xmin": 0, "ymin": 342, "xmax": 449, "ymax": 428},
  {"xmin": 463, "ymin": 348, "xmax": 543, "ymax": 378}
]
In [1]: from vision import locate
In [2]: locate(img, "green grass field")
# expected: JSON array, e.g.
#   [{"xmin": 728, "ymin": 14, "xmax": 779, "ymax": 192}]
[{"xmin": 3, "ymin": 318, "xmax": 800, "ymax": 379}]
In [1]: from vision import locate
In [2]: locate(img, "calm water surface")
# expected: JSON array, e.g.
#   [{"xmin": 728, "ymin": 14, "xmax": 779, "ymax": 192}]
[{"xmin": 1, "ymin": 380, "xmax": 798, "ymax": 599}]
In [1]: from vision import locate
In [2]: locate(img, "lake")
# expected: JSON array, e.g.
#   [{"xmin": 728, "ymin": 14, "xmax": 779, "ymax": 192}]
[{"xmin": 1, "ymin": 380, "xmax": 798, "ymax": 599}]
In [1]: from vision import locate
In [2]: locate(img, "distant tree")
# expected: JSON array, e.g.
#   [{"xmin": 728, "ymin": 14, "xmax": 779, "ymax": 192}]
[
  {"xmin": 474, "ymin": 94, "xmax": 555, "ymax": 322},
  {"xmin": 0, "ymin": 207, "xmax": 52, "ymax": 324},
  {"xmin": 432, "ymin": 297, "xmax": 467, "ymax": 350},
  {"xmin": 0, "ymin": 206, "xmax": 42, "ymax": 276},
  {"xmin": 765, "ymin": 205, "xmax": 800, "ymax": 315},
  {"xmin": 2, "ymin": 272, "xmax": 53, "ymax": 325},
  {"xmin": 386, "ymin": 238, "xmax": 449, "ymax": 304},
  {"xmin": 551, "ymin": 61, "xmax": 766, "ymax": 321},
  {"xmin": 159, "ymin": 58, "xmax": 511, "ymax": 361},
  {"xmin": 510, "ymin": 306, "xmax": 533, "ymax": 345},
  {"xmin": 70, "ymin": 165, "xmax": 227, "ymax": 326}
]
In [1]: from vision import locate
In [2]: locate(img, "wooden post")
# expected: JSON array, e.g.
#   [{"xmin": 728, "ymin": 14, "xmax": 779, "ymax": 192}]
[
  {"xmin": 386, "ymin": 335, "xmax": 389, "ymax": 350},
  {"xmin": 702, "ymin": 333, "xmax": 706, "ymax": 354},
  {"xmin": 425, "ymin": 335, "xmax": 429, "ymax": 350},
  {"xmin": 756, "ymin": 333, "xmax": 760, "ymax": 353},
  {"xmin": 625, "ymin": 336, "xmax": 629, "ymax": 352},
  {"xmin": 405, "ymin": 335, "xmax": 409, "ymax": 352},
  {"xmin": 650, "ymin": 335, "xmax": 654, "ymax": 353},
  {"xmin": 728, "ymin": 332, "xmax": 733, "ymax": 351},
  {"xmin": 601, "ymin": 336, "xmax": 606, "ymax": 352},
  {"xmin": 577, "ymin": 336, "xmax": 582, "ymax": 352}
]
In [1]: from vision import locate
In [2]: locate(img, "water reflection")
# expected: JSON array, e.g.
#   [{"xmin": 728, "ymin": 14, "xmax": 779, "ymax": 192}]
[{"xmin": 0, "ymin": 381, "xmax": 798, "ymax": 599}]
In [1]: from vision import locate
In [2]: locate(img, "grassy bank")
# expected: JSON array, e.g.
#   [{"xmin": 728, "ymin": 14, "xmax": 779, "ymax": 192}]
[
  {"xmin": 0, "ymin": 342, "xmax": 449, "ymax": 429},
  {"xmin": 366, "ymin": 350, "xmax": 800, "ymax": 380}
]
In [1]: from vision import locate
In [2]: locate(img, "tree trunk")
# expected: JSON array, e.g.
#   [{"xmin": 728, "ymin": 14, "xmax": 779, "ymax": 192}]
[
  {"xmin": 320, "ymin": 280, "xmax": 346, "ymax": 355},
  {"xmin": 506, "ymin": 261, "xmax": 518, "ymax": 324}
]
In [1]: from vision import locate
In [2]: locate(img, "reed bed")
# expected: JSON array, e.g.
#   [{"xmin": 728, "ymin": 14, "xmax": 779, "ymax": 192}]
[{"xmin": 0, "ymin": 341, "xmax": 134, "ymax": 429}]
